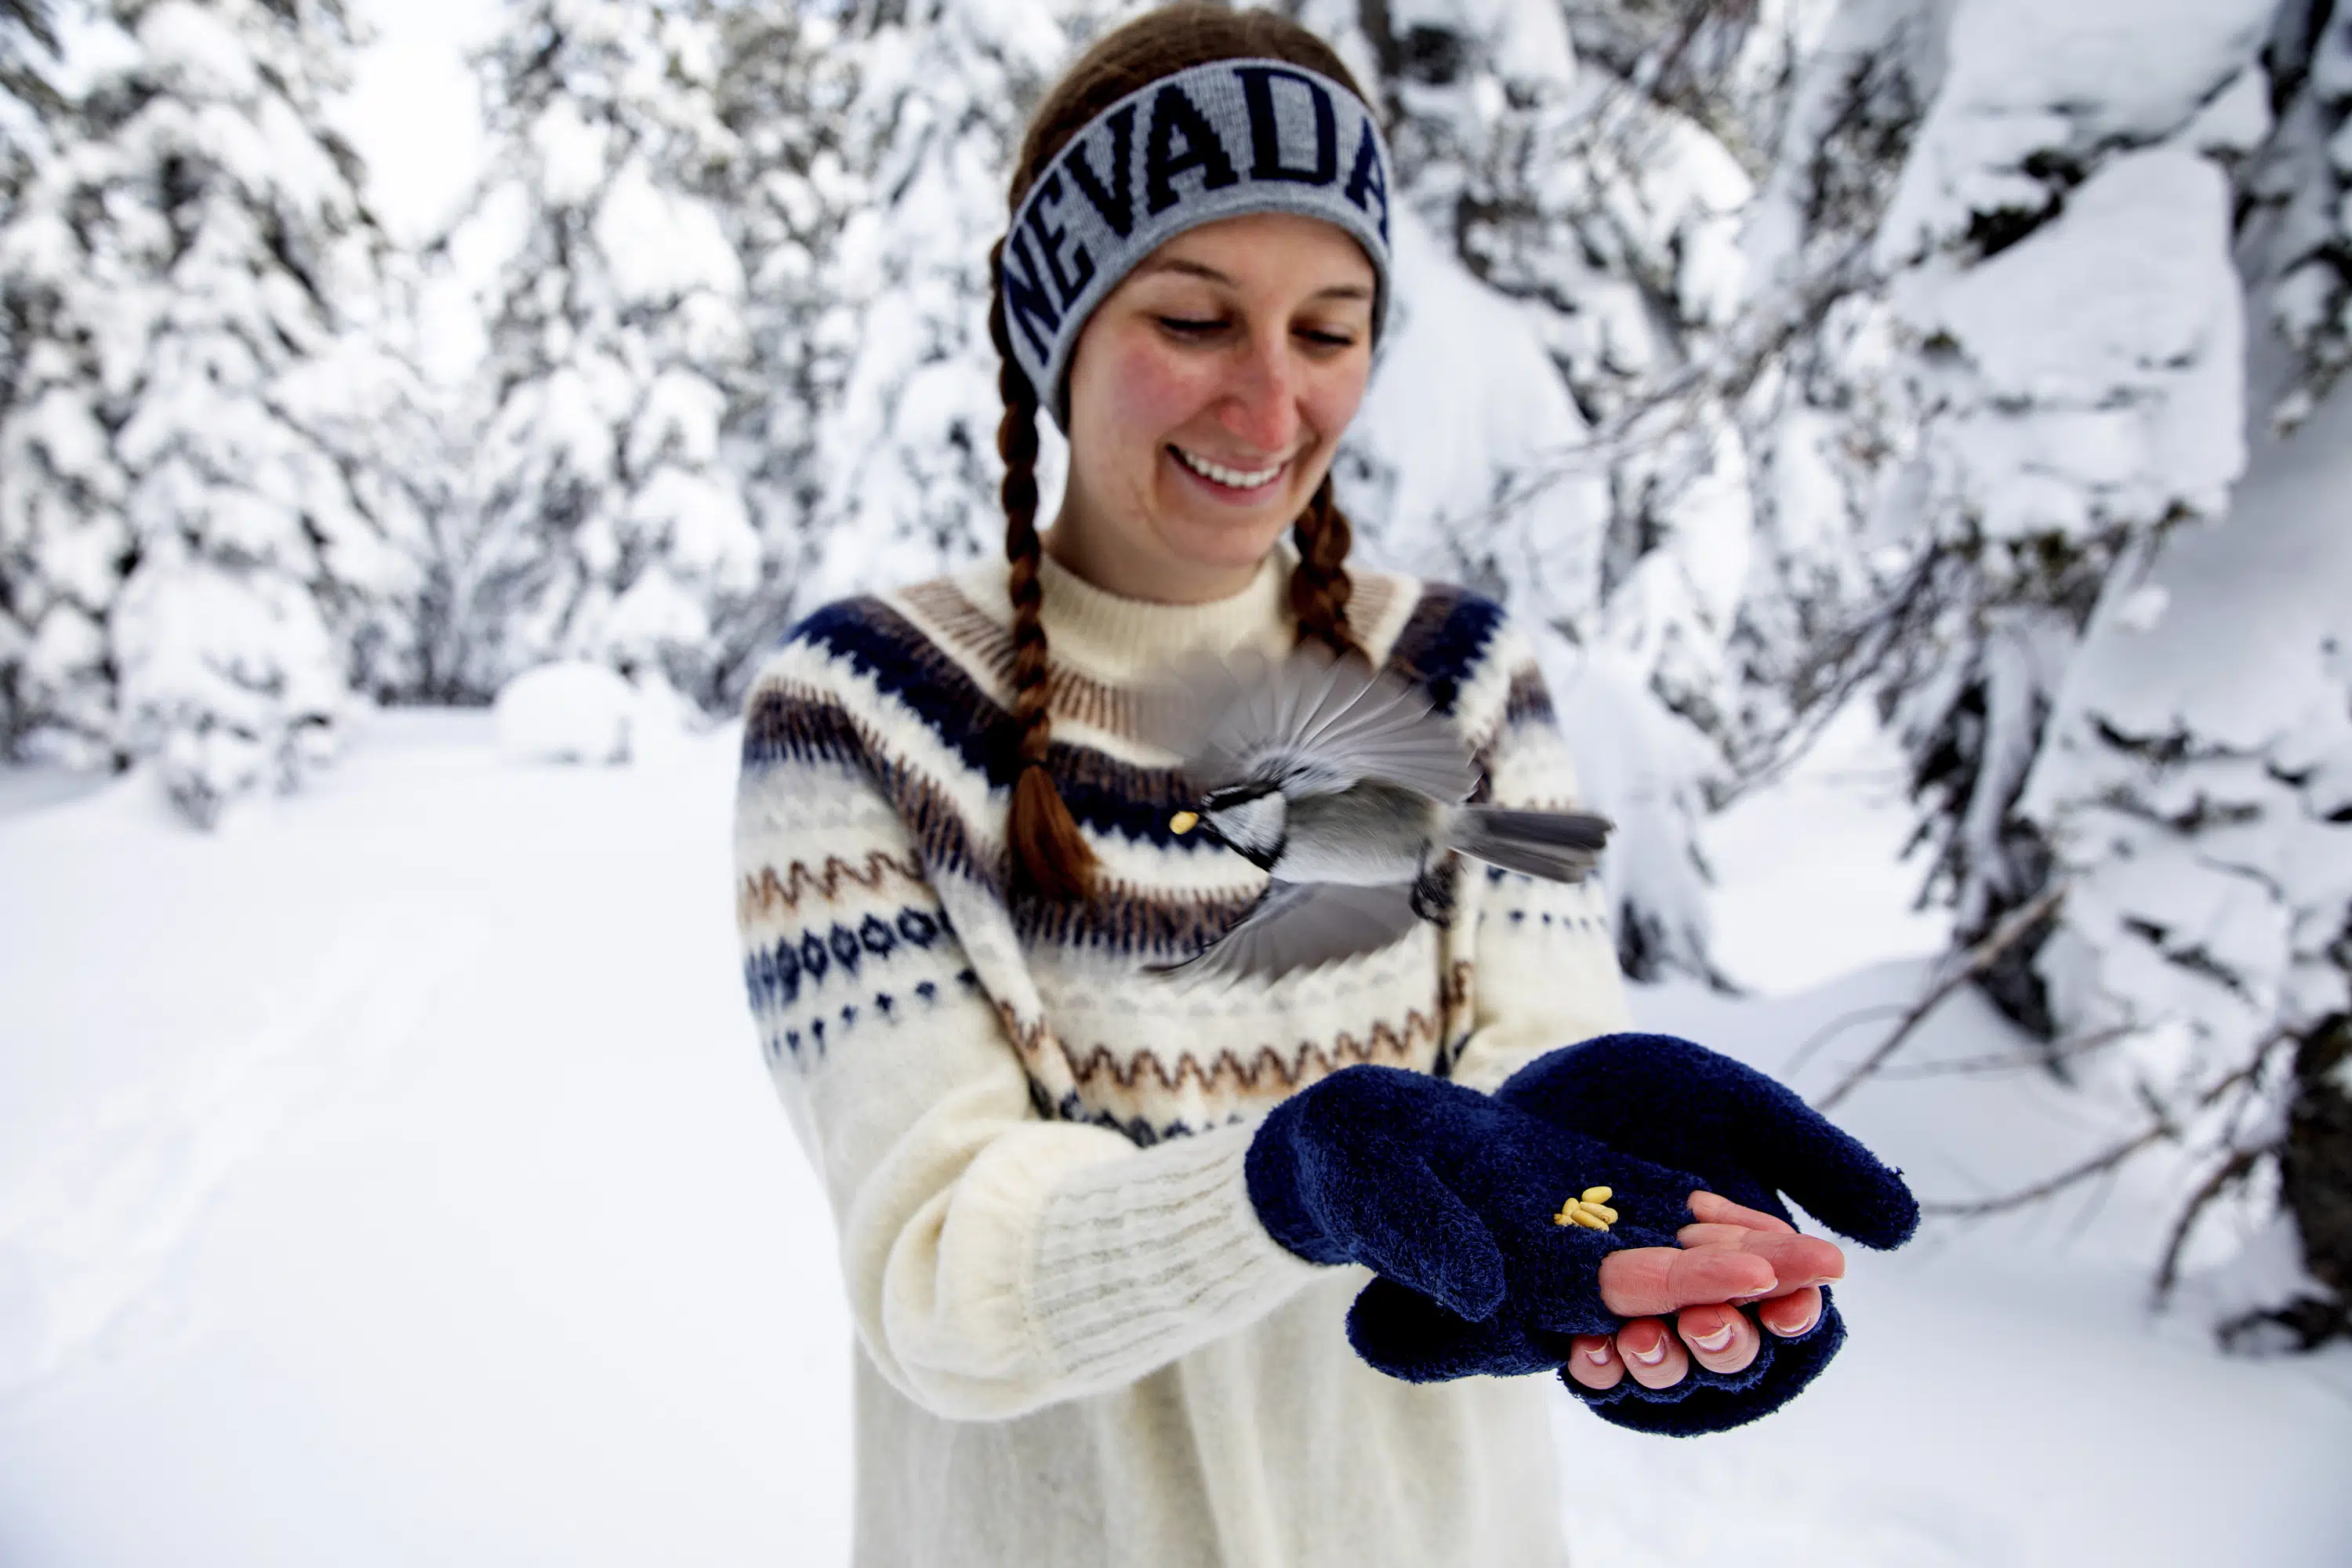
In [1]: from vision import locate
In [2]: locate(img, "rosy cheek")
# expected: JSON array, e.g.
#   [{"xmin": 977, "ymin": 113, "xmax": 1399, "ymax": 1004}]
[
  {"xmin": 1302, "ymin": 368, "xmax": 1370, "ymax": 433},
  {"xmin": 1102, "ymin": 340, "xmax": 1210, "ymax": 434}
]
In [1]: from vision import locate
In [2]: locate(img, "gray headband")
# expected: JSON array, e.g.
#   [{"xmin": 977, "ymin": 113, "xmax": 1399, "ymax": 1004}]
[{"xmin": 1000, "ymin": 56, "xmax": 1395, "ymax": 435}]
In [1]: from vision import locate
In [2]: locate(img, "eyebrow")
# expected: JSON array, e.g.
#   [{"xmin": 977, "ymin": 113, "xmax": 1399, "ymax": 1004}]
[{"xmin": 1138, "ymin": 257, "xmax": 1374, "ymax": 302}]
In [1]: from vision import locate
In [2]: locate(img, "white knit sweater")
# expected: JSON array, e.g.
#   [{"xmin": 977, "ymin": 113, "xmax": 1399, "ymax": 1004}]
[{"xmin": 731, "ymin": 546, "xmax": 1635, "ymax": 1566}]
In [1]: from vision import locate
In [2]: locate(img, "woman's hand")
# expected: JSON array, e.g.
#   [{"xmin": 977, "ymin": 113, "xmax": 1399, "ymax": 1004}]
[{"xmin": 1566, "ymin": 1191, "xmax": 1844, "ymax": 1392}]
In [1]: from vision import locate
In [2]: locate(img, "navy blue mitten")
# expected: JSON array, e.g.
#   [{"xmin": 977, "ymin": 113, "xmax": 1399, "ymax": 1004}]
[
  {"xmin": 1494, "ymin": 1033, "xmax": 1919, "ymax": 1251},
  {"xmin": 1244, "ymin": 1063, "xmax": 1726, "ymax": 1356},
  {"xmin": 1504, "ymin": 1031, "xmax": 1915, "ymax": 1435}
]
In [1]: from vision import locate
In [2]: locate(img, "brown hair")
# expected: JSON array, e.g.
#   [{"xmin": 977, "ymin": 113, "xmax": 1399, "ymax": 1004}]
[{"xmin": 988, "ymin": 2, "xmax": 1372, "ymax": 902}]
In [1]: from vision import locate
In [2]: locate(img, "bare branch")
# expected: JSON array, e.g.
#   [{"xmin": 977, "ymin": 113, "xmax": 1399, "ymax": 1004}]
[
  {"xmin": 1814, "ymin": 881, "xmax": 2070, "ymax": 1111},
  {"xmin": 1918, "ymin": 1039, "xmax": 2290, "ymax": 1222},
  {"xmin": 1780, "ymin": 1002, "xmax": 1913, "ymax": 1079},
  {"xmin": 1873, "ymin": 1021, "xmax": 2140, "ymax": 1080},
  {"xmin": 2151, "ymin": 1145, "xmax": 2269, "ymax": 1305},
  {"xmin": 1921, "ymin": 1120, "xmax": 2175, "ymax": 1219}
]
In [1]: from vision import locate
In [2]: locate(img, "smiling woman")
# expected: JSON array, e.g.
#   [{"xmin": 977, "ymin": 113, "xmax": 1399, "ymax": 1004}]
[
  {"xmin": 1049, "ymin": 212, "xmax": 1374, "ymax": 605},
  {"xmin": 729, "ymin": 6, "xmax": 1891, "ymax": 1566}
]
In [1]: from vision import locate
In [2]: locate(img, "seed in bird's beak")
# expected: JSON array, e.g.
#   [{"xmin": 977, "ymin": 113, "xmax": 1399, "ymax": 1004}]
[{"xmin": 1170, "ymin": 811, "xmax": 1200, "ymax": 835}]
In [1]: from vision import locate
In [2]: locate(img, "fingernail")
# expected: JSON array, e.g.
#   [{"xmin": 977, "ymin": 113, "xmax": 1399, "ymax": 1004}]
[
  {"xmin": 1777, "ymin": 1308, "xmax": 1820, "ymax": 1337},
  {"xmin": 1628, "ymin": 1339, "xmax": 1667, "ymax": 1367},
  {"xmin": 1690, "ymin": 1322, "xmax": 1734, "ymax": 1352},
  {"xmin": 1585, "ymin": 1345, "xmax": 1612, "ymax": 1365}
]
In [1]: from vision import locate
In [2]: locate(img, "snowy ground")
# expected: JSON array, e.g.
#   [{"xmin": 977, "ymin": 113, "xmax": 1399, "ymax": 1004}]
[{"xmin": 2, "ymin": 702, "xmax": 2347, "ymax": 1566}]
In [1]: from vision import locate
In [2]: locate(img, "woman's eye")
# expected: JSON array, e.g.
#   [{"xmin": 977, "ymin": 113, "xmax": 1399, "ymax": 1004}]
[{"xmin": 1155, "ymin": 318, "xmax": 1357, "ymax": 349}]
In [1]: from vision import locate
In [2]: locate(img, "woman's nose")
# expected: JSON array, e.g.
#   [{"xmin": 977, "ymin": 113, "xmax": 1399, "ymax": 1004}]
[{"xmin": 1215, "ymin": 333, "xmax": 1301, "ymax": 455}]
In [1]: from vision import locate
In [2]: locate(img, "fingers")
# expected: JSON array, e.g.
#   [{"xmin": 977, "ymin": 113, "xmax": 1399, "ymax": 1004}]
[
  {"xmin": 1686, "ymin": 1190, "xmax": 1795, "ymax": 1234},
  {"xmin": 1668, "ymin": 1228, "xmax": 1848, "ymax": 1294},
  {"xmin": 1613, "ymin": 1316, "xmax": 1690, "ymax": 1390},
  {"xmin": 1676, "ymin": 1222, "xmax": 1779, "ymax": 1248},
  {"xmin": 1675, "ymin": 1302, "xmax": 1759, "ymax": 1374},
  {"xmin": 1756, "ymin": 1285, "xmax": 1824, "ymax": 1338},
  {"xmin": 1597, "ymin": 1244, "xmax": 1776, "ymax": 1319},
  {"xmin": 1564, "ymin": 1334, "xmax": 1624, "ymax": 1391}
]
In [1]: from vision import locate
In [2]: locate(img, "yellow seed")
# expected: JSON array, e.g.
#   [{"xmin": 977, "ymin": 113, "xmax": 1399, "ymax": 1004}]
[
  {"xmin": 1582, "ymin": 1186, "xmax": 1613, "ymax": 1203},
  {"xmin": 1586, "ymin": 1203, "xmax": 1618, "ymax": 1224},
  {"xmin": 1568, "ymin": 1208, "xmax": 1610, "ymax": 1229},
  {"xmin": 1170, "ymin": 811, "xmax": 1200, "ymax": 834}
]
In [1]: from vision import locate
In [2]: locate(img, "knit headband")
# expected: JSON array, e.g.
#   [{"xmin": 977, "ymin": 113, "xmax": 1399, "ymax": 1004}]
[{"xmin": 1001, "ymin": 56, "xmax": 1396, "ymax": 435}]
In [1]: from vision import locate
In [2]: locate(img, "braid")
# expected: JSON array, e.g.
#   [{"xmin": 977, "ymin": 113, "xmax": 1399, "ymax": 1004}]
[
  {"xmin": 1289, "ymin": 472, "xmax": 1359, "ymax": 657},
  {"xmin": 989, "ymin": 236, "xmax": 1098, "ymax": 902}
]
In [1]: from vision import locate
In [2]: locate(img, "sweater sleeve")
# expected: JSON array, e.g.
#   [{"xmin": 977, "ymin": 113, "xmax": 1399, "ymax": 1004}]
[
  {"xmin": 1442, "ymin": 620, "xmax": 1636, "ymax": 1096},
  {"xmin": 735, "ymin": 654, "xmax": 1324, "ymax": 1424}
]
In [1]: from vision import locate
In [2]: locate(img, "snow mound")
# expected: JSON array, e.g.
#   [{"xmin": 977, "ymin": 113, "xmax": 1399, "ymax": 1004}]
[{"xmin": 493, "ymin": 662, "xmax": 641, "ymax": 766}]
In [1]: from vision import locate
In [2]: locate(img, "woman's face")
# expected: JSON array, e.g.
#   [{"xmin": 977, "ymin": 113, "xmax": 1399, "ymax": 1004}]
[{"xmin": 1047, "ymin": 210, "xmax": 1377, "ymax": 604}]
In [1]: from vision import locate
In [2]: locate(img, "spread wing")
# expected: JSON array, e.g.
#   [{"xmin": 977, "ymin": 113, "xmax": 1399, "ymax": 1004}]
[
  {"xmin": 1140, "ymin": 643, "xmax": 1478, "ymax": 803},
  {"xmin": 1149, "ymin": 881, "xmax": 1422, "ymax": 985}
]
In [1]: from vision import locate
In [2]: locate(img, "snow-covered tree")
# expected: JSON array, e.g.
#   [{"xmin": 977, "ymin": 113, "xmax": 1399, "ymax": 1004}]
[
  {"xmin": 2259, "ymin": 0, "xmax": 2352, "ymax": 429},
  {"xmin": 1855, "ymin": 0, "xmax": 2272, "ymax": 1025},
  {"xmin": 1754, "ymin": 0, "xmax": 2352, "ymax": 1346},
  {"xmin": 1994, "ymin": 1, "xmax": 2352, "ymax": 1348},
  {"xmin": 0, "ymin": 0, "xmax": 59, "ymax": 171},
  {"xmin": 1722, "ymin": 0, "xmax": 1935, "ymax": 786},
  {"xmin": 1, "ymin": 0, "xmax": 62, "ymax": 743},
  {"xmin": 2016, "ymin": 361, "xmax": 2352, "ymax": 1348},
  {"xmin": 700, "ymin": 0, "xmax": 858, "ymax": 707},
  {"xmin": 452, "ymin": 0, "xmax": 757, "ymax": 706},
  {"xmin": 0, "ymin": 0, "xmax": 424, "ymax": 823},
  {"xmin": 1, "ymin": 0, "xmax": 58, "ymax": 203},
  {"xmin": 1555, "ymin": 0, "xmax": 1838, "ymax": 176},
  {"xmin": 790, "ymin": 0, "xmax": 1069, "ymax": 610},
  {"xmin": 1283, "ymin": 0, "xmax": 1765, "ymax": 984}
]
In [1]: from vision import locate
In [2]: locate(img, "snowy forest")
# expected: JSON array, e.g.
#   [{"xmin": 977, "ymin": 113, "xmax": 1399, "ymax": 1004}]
[{"xmin": 3, "ymin": 0, "xmax": 2350, "ymax": 1560}]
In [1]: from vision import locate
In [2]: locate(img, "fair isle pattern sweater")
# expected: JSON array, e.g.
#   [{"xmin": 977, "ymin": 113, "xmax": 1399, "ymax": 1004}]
[{"xmin": 732, "ymin": 547, "xmax": 1635, "ymax": 1568}]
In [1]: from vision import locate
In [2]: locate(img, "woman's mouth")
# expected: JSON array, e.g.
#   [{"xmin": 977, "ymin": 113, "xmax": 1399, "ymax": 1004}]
[{"xmin": 1168, "ymin": 444, "xmax": 1288, "ymax": 499}]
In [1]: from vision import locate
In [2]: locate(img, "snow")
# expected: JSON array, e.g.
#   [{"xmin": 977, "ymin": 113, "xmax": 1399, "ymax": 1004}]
[
  {"xmin": 1699, "ymin": 697, "xmax": 1953, "ymax": 995},
  {"xmin": 4, "ymin": 705, "xmax": 2347, "ymax": 1566},
  {"xmin": 2008, "ymin": 310, "xmax": 2352, "ymax": 1090},
  {"xmin": 2052, "ymin": 330, "xmax": 2352, "ymax": 752},
  {"xmin": 328, "ymin": 0, "xmax": 495, "ymax": 245},
  {"xmin": 1347, "ymin": 200, "xmax": 1610, "ymax": 625},
  {"xmin": 1893, "ymin": 145, "xmax": 2248, "ymax": 543},
  {"xmin": 1875, "ymin": 0, "xmax": 2274, "ymax": 261},
  {"xmin": 137, "ymin": 2, "xmax": 260, "ymax": 103},
  {"xmin": 492, "ymin": 660, "xmax": 642, "ymax": 766},
  {"xmin": 528, "ymin": 96, "xmax": 609, "ymax": 209},
  {"xmin": 9, "ymin": 5, "xmax": 2351, "ymax": 1556}
]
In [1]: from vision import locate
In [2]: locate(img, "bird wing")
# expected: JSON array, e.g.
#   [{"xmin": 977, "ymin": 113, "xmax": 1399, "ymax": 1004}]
[
  {"xmin": 1141, "ymin": 643, "xmax": 1479, "ymax": 803},
  {"xmin": 1149, "ymin": 880, "xmax": 1423, "ymax": 985}
]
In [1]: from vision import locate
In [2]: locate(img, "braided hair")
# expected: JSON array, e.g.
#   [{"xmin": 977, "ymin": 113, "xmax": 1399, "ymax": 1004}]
[{"xmin": 993, "ymin": 4, "xmax": 1371, "ymax": 902}]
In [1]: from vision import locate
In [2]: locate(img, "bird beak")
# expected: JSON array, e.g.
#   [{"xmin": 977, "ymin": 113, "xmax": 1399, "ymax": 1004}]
[{"xmin": 1169, "ymin": 811, "xmax": 1200, "ymax": 835}]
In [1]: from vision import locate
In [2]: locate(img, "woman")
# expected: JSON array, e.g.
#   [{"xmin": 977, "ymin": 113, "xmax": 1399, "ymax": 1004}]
[{"xmin": 732, "ymin": 7, "xmax": 1911, "ymax": 1564}]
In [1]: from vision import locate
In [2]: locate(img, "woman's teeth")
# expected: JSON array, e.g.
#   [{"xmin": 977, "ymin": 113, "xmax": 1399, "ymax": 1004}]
[{"xmin": 1172, "ymin": 446, "xmax": 1283, "ymax": 490}]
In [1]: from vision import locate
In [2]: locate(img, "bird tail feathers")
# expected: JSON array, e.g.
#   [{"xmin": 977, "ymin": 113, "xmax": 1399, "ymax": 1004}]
[{"xmin": 1447, "ymin": 807, "xmax": 1613, "ymax": 883}]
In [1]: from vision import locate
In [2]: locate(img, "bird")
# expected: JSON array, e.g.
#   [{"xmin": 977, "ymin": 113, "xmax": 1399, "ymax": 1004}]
[{"xmin": 1140, "ymin": 641, "xmax": 1615, "ymax": 983}]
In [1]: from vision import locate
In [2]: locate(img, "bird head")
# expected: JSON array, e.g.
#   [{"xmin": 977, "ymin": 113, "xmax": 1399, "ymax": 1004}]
[{"xmin": 1171, "ymin": 782, "xmax": 1288, "ymax": 871}]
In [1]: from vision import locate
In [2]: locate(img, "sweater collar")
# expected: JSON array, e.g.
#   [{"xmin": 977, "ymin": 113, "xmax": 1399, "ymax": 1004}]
[{"xmin": 1020, "ymin": 544, "xmax": 1297, "ymax": 679}]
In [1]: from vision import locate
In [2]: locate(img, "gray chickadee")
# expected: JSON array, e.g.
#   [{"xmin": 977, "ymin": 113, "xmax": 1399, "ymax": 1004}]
[{"xmin": 1142, "ymin": 641, "xmax": 1614, "ymax": 983}]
